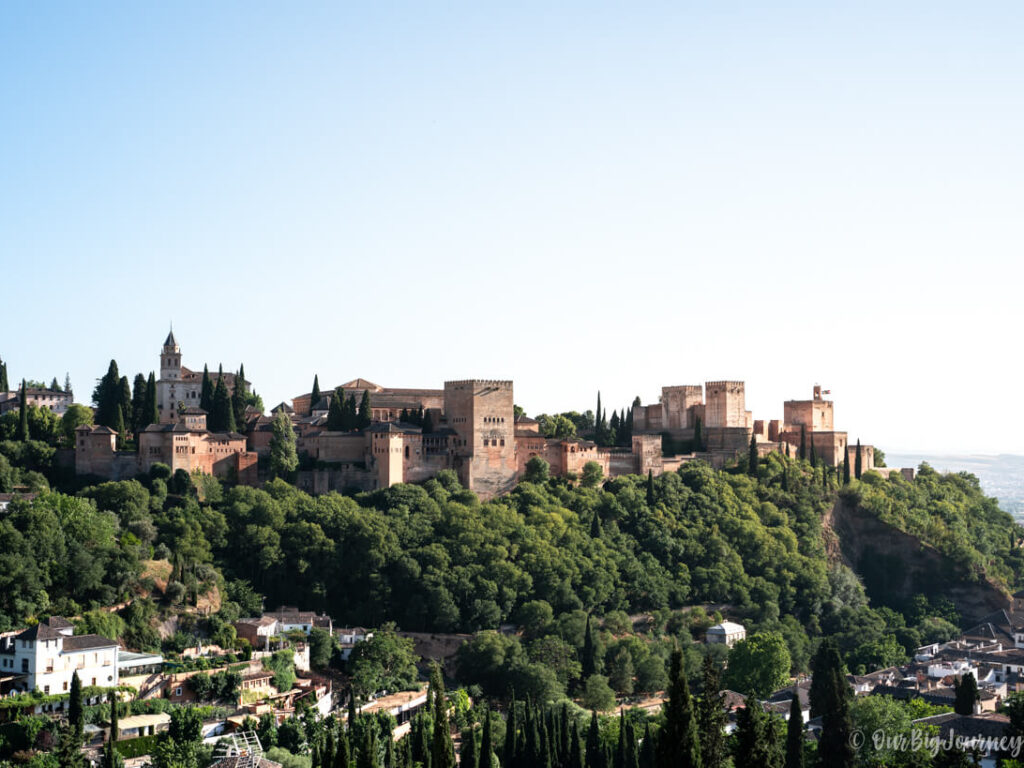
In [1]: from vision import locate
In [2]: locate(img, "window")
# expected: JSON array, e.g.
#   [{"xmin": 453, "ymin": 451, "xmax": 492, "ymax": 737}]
[{"xmin": 174, "ymin": 687, "xmax": 182, "ymax": 696}]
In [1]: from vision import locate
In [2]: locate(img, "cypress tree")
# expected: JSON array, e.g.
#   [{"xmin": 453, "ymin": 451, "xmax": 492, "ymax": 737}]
[
  {"xmin": 357, "ymin": 724, "xmax": 377, "ymax": 768},
  {"xmin": 656, "ymin": 650, "xmax": 700, "ymax": 768},
  {"xmin": 693, "ymin": 415, "xmax": 703, "ymax": 452},
  {"xmin": 504, "ymin": 693, "xmax": 519, "ymax": 768},
  {"xmin": 311, "ymin": 375, "xmax": 321, "ymax": 412},
  {"xmin": 808, "ymin": 434, "xmax": 816, "ymax": 466},
  {"xmin": 64, "ymin": 372, "xmax": 73, "ymax": 398},
  {"xmin": 211, "ymin": 371, "xmax": 235, "ymax": 432},
  {"xmin": 131, "ymin": 374, "xmax": 147, "ymax": 435},
  {"xmin": 582, "ymin": 615, "xmax": 597, "ymax": 679},
  {"xmin": 422, "ymin": 410, "xmax": 435, "ymax": 434},
  {"xmin": 524, "ymin": 700, "xmax": 540, "ymax": 767},
  {"xmin": 646, "ymin": 470, "xmax": 655, "ymax": 507},
  {"xmin": 560, "ymin": 703, "xmax": 571, "ymax": 766},
  {"xmin": 638, "ymin": 723, "xmax": 654, "ymax": 768},
  {"xmin": 798, "ymin": 425, "xmax": 806, "ymax": 462},
  {"xmin": 596, "ymin": 392, "xmax": 602, "ymax": 438},
  {"xmin": 954, "ymin": 672, "xmax": 979, "ymax": 716},
  {"xmin": 480, "ymin": 707, "xmax": 494, "ymax": 768},
  {"xmin": 69, "ymin": 670, "xmax": 84, "ymax": 738},
  {"xmin": 842, "ymin": 450, "xmax": 851, "ymax": 485},
  {"xmin": 50, "ymin": 376, "xmax": 60, "ymax": 391},
  {"xmin": 18, "ymin": 380, "xmax": 28, "ymax": 441},
  {"xmin": 784, "ymin": 691, "xmax": 804, "ymax": 768},
  {"xmin": 609, "ymin": 411, "xmax": 621, "ymax": 446},
  {"xmin": 144, "ymin": 372, "xmax": 158, "ymax": 428},
  {"xmin": 615, "ymin": 711, "xmax": 626, "ymax": 768},
  {"xmin": 585, "ymin": 712, "xmax": 602, "ymax": 768},
  {"xmin": 810, "ymin": 639, "xmax": 854, "ymax": 768},
  {"xmin": 748, "ymin": 434, "xmax": 759, "ymax": 478},
  {"xmin": 462, "ymin": 725, "xmax": 478, "ymax": 768},
  {"xmin": 200, "ymin": 365, "xmax": 214, "ymax": 412},
  {"xmin": 400, "ymin": 408, "xmax": 409, "ymax": 423},
  {"xmin": 734, "ymin": 698, "xmax": 771, "ymax": 768},
  {"xmin": 328, "ymin": 389, "xmax": 346, "ymax": 431},
  {"xmin": 93, "ymin": 360, "xmax": 121, "ymax": 427},
  {"xmin": 430, "ymin": 665, "xmax": 455, "ymax": 768},
  {"xmin": 590, "ymin": 512, "xmax": 602, "ymax": 539},
  {"xmin": 112, "ymin": 405, "xmax": 125, "ymax": 449},
  {"xmin": 385, "ymin": 736, "xmax": 395, "ymax": 768},
  {"xmin": 103, "ymin": 689, "xmax": 122, "ymax": 768},
  {"xmin": 854, "ymin": 439, "xmax": 862, "ymax": 480},
  {"xmin": 358, "ymin": 390, "xmax": 372, "ymax": 429},
  {"xmin": 336, "ymin": 726, "xmax": 351, "ymax": 768},
  {"xmin": 344, "ymin": 394, "xmax": 358, "ymax": 431},
  {"xmin": 232, "ymin": 364, "xmax": 248, "ymax": 430},
  {"xmin": 698, "ymin": 654, "xmax": 726, "ymax": 768},
  {"xmin": 570, "ymin": 720, "xmax": 584, "ymax": 768},
  {"xmin": 0, "ymin": 360, "xmax": 7, "ymax": 392},
  {"xmin": 117, "ymin": 374, "xmax": 130, "ymax": 428}
]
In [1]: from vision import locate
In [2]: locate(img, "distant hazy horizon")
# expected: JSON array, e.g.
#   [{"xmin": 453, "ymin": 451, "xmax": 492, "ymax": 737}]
[
  {"xmin": 886, "ymin": 452, "xmax": 1024, "ymax": 517},
  {"xmin": 3, "ymin": 2, "xmax": 1022, "ymax": 453}
]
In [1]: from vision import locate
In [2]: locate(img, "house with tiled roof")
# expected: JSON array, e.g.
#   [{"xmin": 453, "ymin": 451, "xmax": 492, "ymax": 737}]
[{"xmin": 0, "ymin": 617, "xmax": 118, "ymax": 696}]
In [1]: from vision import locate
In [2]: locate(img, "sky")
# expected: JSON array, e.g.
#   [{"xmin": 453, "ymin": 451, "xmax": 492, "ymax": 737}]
[{"xmin": 1, "ymin": 2, "xmax": 1022, "ymax": 454}]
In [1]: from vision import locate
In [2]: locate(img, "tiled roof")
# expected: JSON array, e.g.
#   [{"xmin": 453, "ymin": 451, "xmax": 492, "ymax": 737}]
[{"xmin": 63, "ymin": 634, "xmax": 118, "ymax": 651}]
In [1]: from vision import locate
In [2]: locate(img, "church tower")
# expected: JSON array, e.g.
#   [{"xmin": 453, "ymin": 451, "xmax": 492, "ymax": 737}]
[
  {"xmin": 160, "ymin": 329, "xmax": 181, "ymax": 381},
  {"xmin": 157, "ymin": 329, "xmax": 183, "ymax": 423}
]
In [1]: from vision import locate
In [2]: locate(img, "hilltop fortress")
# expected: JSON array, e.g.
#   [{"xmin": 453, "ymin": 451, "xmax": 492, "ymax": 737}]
[{"xmin": 74, "ymin": 334, "xmax": 885, "ymax": 498}]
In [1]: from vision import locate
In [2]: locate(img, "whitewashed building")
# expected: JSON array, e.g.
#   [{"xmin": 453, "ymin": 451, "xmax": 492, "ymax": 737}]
[
  {"xmin": 0, "ymin": 617, "xmax": 118, "ymax": 694},
  {"xmin": 705, "ymin": 621, "xmax": 747, "ymax": 648}
]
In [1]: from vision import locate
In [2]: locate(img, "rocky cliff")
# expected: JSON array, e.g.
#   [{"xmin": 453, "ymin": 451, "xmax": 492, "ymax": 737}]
[{"xmin": 824, "ymin": 498, "xmax": 1010, "ymax": 625}]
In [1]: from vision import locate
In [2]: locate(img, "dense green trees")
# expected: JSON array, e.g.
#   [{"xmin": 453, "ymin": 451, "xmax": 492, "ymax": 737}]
[
  {"xmin": 725, "ymin": 631, "xmax": 792, "ymax": 698},
  {"xmin": 270, "ymin": 410, "xmax": 299, "ymax": 480}
]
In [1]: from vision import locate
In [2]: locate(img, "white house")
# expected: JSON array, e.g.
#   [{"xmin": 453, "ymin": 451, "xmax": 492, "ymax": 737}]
[
  {"xmin": 0, "ymin": 617, "xmax": 118, "ymax": 695},
  {"xmin": 706, "ymin": 621, "xmax": 747, "ymax": 648}
]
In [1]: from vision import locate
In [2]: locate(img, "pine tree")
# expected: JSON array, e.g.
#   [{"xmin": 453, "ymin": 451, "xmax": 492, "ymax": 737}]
[
  {"xmin": 698, "ymin": 654, "xmax": 726, "ymax": 768},
  {"xmin": 144, "ymin": 372, "xmax": 158, "ymax": 428},
  {"xmin": 328, "ymin": 389, "xmax": 346, "ymax": 431},
  {"xmin": 358, "ymin": 390, "xmax": 372, "ymax": 429},
  {"xmin": 311, "ymin": 375, "xmax": 322, "ymax": 413},
  {"xmin": 656, "ymin": 650, "xmax": 700, "ymax": 768},
  {"xmin": 810, "ymin": 639, "xmax": 854, "ymax": 768},
  {"xmin": 18, "ymin": 380, "xmax": 28, "ymax": 441},
  {"xmin": 69, "ymin": 670, "xmax": 84, "ymax": 738},
  {"xmin": 200, "ymin": 365, "xmax": 214, "ymax": 412},
  {"xmin": 854, "ymin": 439, "xmax": 862, "ymax": 480},
  {"xmin": 748, "ymin": 434, "xmax": 759, "ymax": 478},
  {"xmin": 582, "ymin": 615, "xmax": 597, "ymax": 679},
  {"xmin": 784, "ymin": 691, "xmax": 804, "ymax": 768}
]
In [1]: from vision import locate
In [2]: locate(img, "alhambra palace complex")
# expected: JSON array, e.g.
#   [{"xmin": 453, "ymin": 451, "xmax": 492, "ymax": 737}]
[{"xmin": 74, "ymin": 333, "xmax": 883, "ymax": 498}]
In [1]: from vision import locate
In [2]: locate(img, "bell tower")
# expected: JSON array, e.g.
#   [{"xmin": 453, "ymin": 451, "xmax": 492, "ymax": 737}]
[{"xmin": 161, "ymin": 329, "xmax": 181, "ymax": 381}]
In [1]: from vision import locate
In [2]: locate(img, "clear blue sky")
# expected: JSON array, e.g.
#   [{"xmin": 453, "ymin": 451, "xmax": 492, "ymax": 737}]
[{"xmin": 2, "ymin": 2, "xmax": 1021, "ymax": 454}]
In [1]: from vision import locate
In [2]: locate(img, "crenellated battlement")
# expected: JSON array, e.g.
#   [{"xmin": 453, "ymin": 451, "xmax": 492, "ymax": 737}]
[{"xmin": 444, "ymin": 380, "xmax": 513, "ymax": 388}]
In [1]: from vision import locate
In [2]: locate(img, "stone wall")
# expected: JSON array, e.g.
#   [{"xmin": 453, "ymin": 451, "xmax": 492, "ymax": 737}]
[{"xmin": 704, "ymin": 381, "xmax": 746, "ymax": 428}]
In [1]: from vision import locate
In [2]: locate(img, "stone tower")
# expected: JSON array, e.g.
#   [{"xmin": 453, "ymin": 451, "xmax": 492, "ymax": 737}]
[
  {"xmin": 444, "ymin": 380, "xmax": 516, "ymax": 498},
  {"xmin": 704, "ymin": 381, "xmax": 747, "ymax": 428},
  {"xmin": 158, "ymin": 329, "xmax": 183, "ymax": 423}
]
